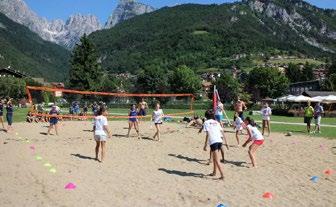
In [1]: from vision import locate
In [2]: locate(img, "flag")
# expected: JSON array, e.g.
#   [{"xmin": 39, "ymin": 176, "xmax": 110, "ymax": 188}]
[{"xmin": 213, "ymin": 86, "xmax": 220, "ymax": 111}]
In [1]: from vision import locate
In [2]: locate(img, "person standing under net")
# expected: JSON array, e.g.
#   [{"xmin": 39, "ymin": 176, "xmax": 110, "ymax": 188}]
[
  {"xmin": 138, "ymin": 98, "xmax": 148, "ymax": 122},
  {"xmin": 234, "ymin": 97, "xmax": 247, "ymax": 121}
]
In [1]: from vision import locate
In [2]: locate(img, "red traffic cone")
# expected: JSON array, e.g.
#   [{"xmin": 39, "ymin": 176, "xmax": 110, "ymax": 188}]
[{"xmin": 262, "ymin": 192, "xmax": 273, "ymax": 199}]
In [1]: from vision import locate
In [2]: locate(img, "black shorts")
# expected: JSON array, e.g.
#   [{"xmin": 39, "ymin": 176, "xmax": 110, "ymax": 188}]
[
  {"xmin": 304, "ymin": 117, "xmax": 312, "ymax": 124},
  {"xmin": 210, "ymin": 142, "xmax": 222, "ymax": 152}
]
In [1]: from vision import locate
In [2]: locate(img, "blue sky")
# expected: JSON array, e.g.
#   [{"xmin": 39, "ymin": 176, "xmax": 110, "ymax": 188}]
[{"xmin": 25, "ymin": 0, "xmax": 336, "ymax": 23}]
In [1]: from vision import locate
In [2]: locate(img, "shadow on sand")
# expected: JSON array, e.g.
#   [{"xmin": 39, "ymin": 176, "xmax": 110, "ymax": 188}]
[
  {"xmin": 71, "ymin": 153, "xmax": 96, "ymax": 161},
  {"xmin": 224, "ymin": 159, "xmax": 248, "ymax": 168},
  {"xmin": 168, "ymin": 153, "xmax": 207, "ymax": 165},
  {"xmin": 158, "ymin": 168, "xmax": 204, "ymax": 178}
]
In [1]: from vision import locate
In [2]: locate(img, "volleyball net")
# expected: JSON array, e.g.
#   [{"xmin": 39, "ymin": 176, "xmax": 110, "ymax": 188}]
[{"xmin": 26, "ymin": 86, "xmax": 195, "ymax": 120}]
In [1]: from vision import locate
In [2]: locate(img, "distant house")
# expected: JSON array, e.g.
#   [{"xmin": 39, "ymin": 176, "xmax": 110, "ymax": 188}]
[
  {"xmin": 32, "ymin": 77, "xmax": 47, "ymax": 85},
  {"xmin": 289, "ymin": 80, "xmax": 322, "ymax": 95},
  {"xmin": 0, "ymin": 67, "xmax": 27, "ymax": 78},
  {"xmin": 51, "ymin": 82, "xmax": 65, "ymax": 88}
]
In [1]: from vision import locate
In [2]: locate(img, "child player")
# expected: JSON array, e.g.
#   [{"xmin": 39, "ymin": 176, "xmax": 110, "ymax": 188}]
[
  {"xmin": 127, "ymin": 104, "xmax": 140, "ymax": 139},
  {"xmin": 203, "ymin": 109, "xmax": 225, "ymax": 180},
  {"xmin": 152, "ymin": 103, "xmax": 164, "ymax": 141},
  {"xmin": 233, "ymin": 112, "xmax": 244, "ymax": 146},
  {"xmin": 93, "ymin": 107, "xmax": 111, "ymax": 162},
  {"xmin": 242, "ymin": 117, "xmax": 264, "ymax": 168},
  {"xmin": 47, "ymin": 105, "xmax": 59, "ymax": 135}
]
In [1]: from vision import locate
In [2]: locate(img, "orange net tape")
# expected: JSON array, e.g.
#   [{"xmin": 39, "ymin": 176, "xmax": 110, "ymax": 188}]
[
  {"xmin": 26, "ymin": 86, "xmax": 195, "ymax": 111},
  {"xmin": 26, "ymin": 86, "xmax": 194, "ymax": 98},
  {"xmin": 31, "ymin": 111, "xmax": 195, "ymax": 120}
]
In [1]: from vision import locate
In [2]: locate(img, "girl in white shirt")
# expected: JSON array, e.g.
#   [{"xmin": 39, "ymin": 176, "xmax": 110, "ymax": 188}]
[
  {"xmin": 203, "ymin": 109, "xmax": 226, "ymax": 180},
  {"xmin": 233, "ymin": 112, "xmax": 244, "ymax": 146},
  {"xmin": 261, "ymin": 103, "xmax": 272, "ymax": 136},
  {"xmin": 152, "ymin": 103, "xmax": 164, "ymax": 141},
  {"xmin": 94, "ymin": 107, "xmax": 111, "ymax": 162},
  {"xmin": 242, "ymin": 117, "xmax": 264, "ymax": 168}
]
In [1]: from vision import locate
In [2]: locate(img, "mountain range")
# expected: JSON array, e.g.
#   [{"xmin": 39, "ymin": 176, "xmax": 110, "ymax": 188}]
[
  {"xmin": 89, "ymin": 0, "xmax": 336, "ymax": 74},
  {"xmin": 0, "ymin": 12, "xmax": 70, "ymax": 81},
  {"xmin": 1, "ymin": 0, "xmax": 336, "ymax": 81},
  {"xmin": 0, "ymin": 0, "xmax": 154, "ymax": 49}
]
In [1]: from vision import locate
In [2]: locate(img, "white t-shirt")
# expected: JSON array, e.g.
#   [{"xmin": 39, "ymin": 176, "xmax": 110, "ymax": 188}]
[
  {"xmin": 247, "ymin": 125, "xmax": 264, "ymax": 141},
  {"xmin": 261, "ymin": 107, "xmax": 272, "ymax": 120},
  {"xmin": 203, "ymin": 119, "xmax": 223, "ymax": 145},
  {"xmin": 152, "ymin": 109, "xmax": 163, "ymax": 124},
  {"xmin": 94, "ymin": 115, "xmax": 108, "ymax": 136},
  {"xmin": 234, "ymin": 117, "xmax": 243, "ymax": 131}
]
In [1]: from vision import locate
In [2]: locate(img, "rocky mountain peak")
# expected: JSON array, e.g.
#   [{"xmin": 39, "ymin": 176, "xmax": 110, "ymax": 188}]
[
  {"xmin": 105, "ymin": 0, "xmax": 155, "ymax": 28},
  {"xmin": 0, "ymin": 0, "xmax": 101, "ymax": 49},
  {"xmin": 246, "ymin": 0, "xmax": 336, "ymax": 53}
]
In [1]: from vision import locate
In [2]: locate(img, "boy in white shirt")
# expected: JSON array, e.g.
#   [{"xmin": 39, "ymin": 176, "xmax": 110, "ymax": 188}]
[
  {"xmin": 261, "ymin": 103, "xmax": 272, "ymax": 136},
  {"xmin": 203, "ymin": 109, "xmax": 225, "ymax": 180},
  {"xmin": 94, "ymin": 107, "xmax": 112, "ymax": 162}
]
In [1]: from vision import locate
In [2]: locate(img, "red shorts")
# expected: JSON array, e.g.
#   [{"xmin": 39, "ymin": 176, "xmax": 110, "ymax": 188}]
[{"xmin": 253, "ymin": 140, "xmax": 264, "ymax": 146}]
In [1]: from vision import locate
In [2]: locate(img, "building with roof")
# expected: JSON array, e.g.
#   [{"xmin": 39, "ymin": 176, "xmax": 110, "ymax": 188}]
[
  {"xmin": 0, "ymin": 67, "xmax": 27, "ymax": 78},
  {"xmin": 289, "ymin": 80, "xmax": 322, "ymax": 95}
]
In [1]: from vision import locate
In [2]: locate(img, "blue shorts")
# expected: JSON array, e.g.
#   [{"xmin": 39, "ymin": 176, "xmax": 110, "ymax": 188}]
[
  {"xmin": 215, "ymin": 114, "xmax": 224, "ymax": 122},
  {"xmin": 138, "ymin": 109, "xmax": 146, "ymax": 116},
  {"xmin": 129, "ymin": 118, "xmax": 137, "ymax": 122},
  {"xmin": 50, "ymin": 118, "xmax": 58, "ymax": 125}
]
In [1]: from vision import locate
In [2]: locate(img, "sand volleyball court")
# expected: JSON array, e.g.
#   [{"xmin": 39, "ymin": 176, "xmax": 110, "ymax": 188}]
[{"xmin": 0, "ymin": 121, "xmax": 335, "ymax": 207}]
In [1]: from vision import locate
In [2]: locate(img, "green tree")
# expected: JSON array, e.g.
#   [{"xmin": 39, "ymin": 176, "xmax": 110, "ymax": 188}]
[
  {"xmin": 0, "ymin": 77, "xmax": 26, "ymax": 99},
  {"xmin": 136, "ymin": 65, "xmax": 170, "ymax": 93},
  {"xmin": 68, "ymin": 34, "xmax": 103, "ymax": 91},
  {"xmin": 323, "ymin": 73, "xmax": 336, "ymax": 91},
  {"xmin": 302, "ymin": 62, "xmax": 314, "ymax": 81},
  {"xmin": 285, "ymin": 63, "xmax": 302, "ymax": 83},
  {"xmin": 169, "ymin": 65, "xmax": 201, "ymax": 94},
  {"xmin": 248, "ymin": 67, "xmax": 289, "ymax": 100},
  {"xmin": 214, "ymin": 72, "xmax": 248, "ymax": 102},
  {"xmin": 327, "ymin": 60, "xmax": 336, "ymax": 76}
]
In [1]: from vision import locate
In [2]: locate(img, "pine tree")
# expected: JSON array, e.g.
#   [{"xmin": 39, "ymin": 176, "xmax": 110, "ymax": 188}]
[{"xmin": 68, "ymin": 34, "xmax": 103, "ymax": 91}]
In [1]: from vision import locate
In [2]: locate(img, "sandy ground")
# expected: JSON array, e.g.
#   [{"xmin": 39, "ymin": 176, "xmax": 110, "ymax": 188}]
[{"xmin": 0, "ymin": 121, "xmax": 335, "ymax": 207}]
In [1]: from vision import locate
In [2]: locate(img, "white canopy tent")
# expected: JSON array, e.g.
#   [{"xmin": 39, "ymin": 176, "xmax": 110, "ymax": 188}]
[
  {"xmin": 291, "ymin": 95, "xmax": 313, "ymax": 102},
  {"xmin": 274, "ymin": 95, "xmax": 296, "ymax": 102},
  {"xmin": 310, "ymin": 96, "xmax": 325, "ymax": 102},
  {"xmin": 274, "ymin": 95, "xmax": 336, "ymax": 103},
  {"xmin": 323, "ymin": 95, "xmax": 336, "ymax": 103}
]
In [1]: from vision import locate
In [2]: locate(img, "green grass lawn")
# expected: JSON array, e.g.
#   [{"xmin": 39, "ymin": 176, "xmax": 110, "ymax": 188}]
[{"xmin": 10, "ymin": 108, "xmax": 336, "ymax": 139}]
